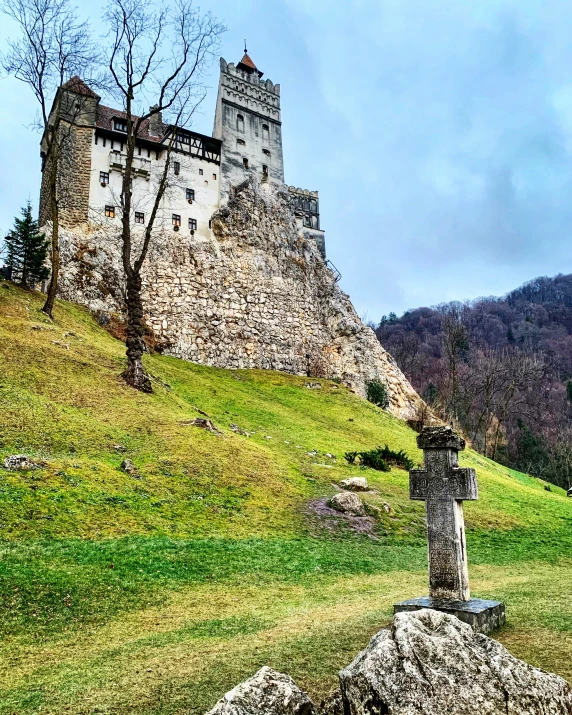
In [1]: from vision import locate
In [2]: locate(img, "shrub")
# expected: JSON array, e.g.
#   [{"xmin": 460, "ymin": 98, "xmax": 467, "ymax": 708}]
[
  {"xmin": 366, "ymin": 379, "xmax": 389, "ymax": 409},
  {"xmin": 344, "ymin": 445, "xmax": 415, "ymax": 472}
]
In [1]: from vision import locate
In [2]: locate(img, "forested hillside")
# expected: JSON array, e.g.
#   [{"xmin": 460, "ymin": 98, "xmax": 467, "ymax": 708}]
[{"xmin": 375, "ymin": 274, "xmax": 572, "ymax": 487}]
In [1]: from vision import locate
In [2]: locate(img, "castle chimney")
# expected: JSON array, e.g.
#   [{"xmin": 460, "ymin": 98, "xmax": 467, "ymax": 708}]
[{"xmin": 148, "ymin": 105, "xmax": 163, "ymax": 137}]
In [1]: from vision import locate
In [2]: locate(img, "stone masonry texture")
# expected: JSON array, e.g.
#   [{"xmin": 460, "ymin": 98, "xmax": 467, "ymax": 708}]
[{"xmin": 52, "ymin": 177, "xmax": 423, "ymax": 419}]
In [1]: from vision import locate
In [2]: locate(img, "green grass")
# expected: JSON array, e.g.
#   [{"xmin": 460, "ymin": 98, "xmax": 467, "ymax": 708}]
[{"xmin": 0, "ymin": 283, "xmax": 571, "ymax": 713}]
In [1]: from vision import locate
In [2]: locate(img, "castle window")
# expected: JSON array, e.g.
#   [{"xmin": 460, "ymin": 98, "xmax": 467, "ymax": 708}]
[
  {"xmin": 262, "ymin": 123, "xmax": 269, "ymax": 141},
  {"xmin": 199, "ymin": 168, "xmax": 203, "ymax": 176},
  {"xmin": 188, "ymin": 218, "xmax": 197, "ymax": 231},
  {"xmin": 303, "ymin": 215, "xmax": 311, "ymax": 227},
  {"xmin": 262, "ymin": 164, "xmax": 268, "ymax": 177},
  {"xmin": 243, "ymin": 157, "xmax": 249, "ymax": 169},
  {"xmin": 208, "ymin": 219, "xmax": 212, "ymax": 229},
  {"xmin": 172, "ymin": 214, "xmax": 181, "ymax": 226},
  {"xmin": 105, "ymin": 205, "xmax": 115, "ymax": 218},
  {"xmin": 177, "ymin": 132, "xmax": 190, "ymax": 144},
  {"xmin": 173, "ymin": 161, "xmax": 181, "ymax": 175},
  {"xmin": 237, "ymin": 114, "xmax": 245, "ymax": 133},
  {"xmin": 310, "ymin": 199, "xmax": 317, "ymax": 212},
  {"xmin": 135, "ymin": 211, "xmax": 144, "ymax": 224},
  {"xmin": 113, "ymin": 118, "xmax": 127, "ymax": 132},
  {"xmin": 204, "ymin": 180, "xmax": 208, "ymax": 186},
  {"xmin": 311, "ymin": 215, "xmax": 319, "ymax": 229},
  {"xmin": 186, "ymin": 188, "xmax": 195, "ymax": 201},
  {"xmin": 263, "ymin": 148, "xmax": 271, "ymax": 156},
  {"xmin": 100, "ymin": 171, "xmax": 109, "ymax": 186},
  {"xmin": 237, "ymin": 138, "xmax": 245, "ymax": 146},
  {"xmin": 212, "ymin": 173, "xmax": 217, "ymax": 180}
]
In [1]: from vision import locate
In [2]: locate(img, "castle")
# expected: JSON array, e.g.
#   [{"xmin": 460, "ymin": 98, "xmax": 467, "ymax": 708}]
[
  {"xmin": 40, "ymin": 50, "xmax": 325, "ymax": 258},
  {"xmin": 40, "ymin": 50, "xmax": 422, "ymax": 420}
]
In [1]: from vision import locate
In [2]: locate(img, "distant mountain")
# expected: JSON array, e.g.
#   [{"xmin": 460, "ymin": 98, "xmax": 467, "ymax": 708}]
[{"xmin": 374, "ymin": 274, "xmax": 572, "ymax": 488}]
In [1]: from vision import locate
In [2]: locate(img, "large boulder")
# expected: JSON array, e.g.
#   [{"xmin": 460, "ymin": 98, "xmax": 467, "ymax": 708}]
[
  {"xmin": 339, "ymin": 609, "xmax": 572, "ymax": 715},
  {"xmin": 329, "ymin": 492, "xmax": 366, "ymax": 516},
  {"xmin": 205, "ymin": 666, "xmax": 316, "ymax": 715}
]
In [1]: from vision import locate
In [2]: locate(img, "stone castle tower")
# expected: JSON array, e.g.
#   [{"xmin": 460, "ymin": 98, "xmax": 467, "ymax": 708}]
[{"xmin": 214, "ymin": 50, "xmax": 284, "ymax": 196}]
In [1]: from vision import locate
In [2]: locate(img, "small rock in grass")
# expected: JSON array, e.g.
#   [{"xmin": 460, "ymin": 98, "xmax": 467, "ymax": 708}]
[
  {"xmin": 205, "ymin": 666, "xmax": 316, "ymax": 714},
  {"xmin": 383, "ymin": 502, "xmax": 391, "ymax": 513},
  {"xmin": 339, "ymin": 476, "xmax": 368, "ymax": 491},
  {"xmin": 114, "ymin": 445, "xmax": 127, "ymax": 452},
  {"xmin": 330, "ymin": 492, "xmax": 366, "ymax": 516},
  {"xmin": 230, "ymin": 423, "xmax": 250, "ymax": 436},
  {"xmin": 121, "ymin": 459, "xmax": 137, "ymax": 475},
  {"xmin": 51, "ymin": 340, "xmax": 70, "ymax": 349},
  {"xmin": 3, "ymin": 454, "xmax": 43, "ymax": 471},
  {"xmin": 305, "ymin": 382, "xmax": 322, "ymax": 389},
  {"xmin": 567, "ymin": 487, "xmax": 572, "ymax": 498},
  {"xmin": 183, "ymin": 418, "xmax": 222, "ymax": 435}
]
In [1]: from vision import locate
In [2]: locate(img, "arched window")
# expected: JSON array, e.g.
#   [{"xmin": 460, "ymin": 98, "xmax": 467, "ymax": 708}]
[
  {"xmin": 237, "ymin": 114, "xmax": 244, "ymax": 133},
  {"xmin": 262, "ymin": 123, "xmax": 269, "ymax": 141}
]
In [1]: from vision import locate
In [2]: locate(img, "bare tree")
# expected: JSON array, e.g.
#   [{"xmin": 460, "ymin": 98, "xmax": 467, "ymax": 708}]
[
  {"xmin": 439, "ymin": 302, "xmax": 469, "ymax": 417},
  {"xmin": 1, "ymin": 0, "xmax": 97, "ymax": 317},
  {"xmin": 103, "ymin": 0, "xmax": 223, "ymax": 391}
]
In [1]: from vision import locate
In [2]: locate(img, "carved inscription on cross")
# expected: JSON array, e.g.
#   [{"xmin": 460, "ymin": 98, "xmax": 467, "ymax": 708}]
[{"xmin": 410, "ymin": 426, "xmax": 478, "ymax": 602}]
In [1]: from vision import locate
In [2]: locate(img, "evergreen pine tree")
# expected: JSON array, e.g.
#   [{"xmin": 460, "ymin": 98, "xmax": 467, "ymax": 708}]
[{"xmin": 4, "ymin": 203, "xmax": 49, "ymax": 288}]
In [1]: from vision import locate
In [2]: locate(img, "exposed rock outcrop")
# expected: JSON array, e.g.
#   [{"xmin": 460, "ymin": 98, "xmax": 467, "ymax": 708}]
[
  {"xmin": 339, "ymin": 609, "xmax": 572, "ymax": 715},
  {"xmin": 53, "ymin": 178, "xmax": 423, "ymax": 418},
  {"xmin": 205, "ymin": 666, "xmax": 315, "ymax": 715}
]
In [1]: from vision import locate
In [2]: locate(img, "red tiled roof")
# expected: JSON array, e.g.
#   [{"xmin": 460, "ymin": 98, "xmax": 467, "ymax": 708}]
[
  {"xmin": 237, "ymin": 53, "xmax": 263, "ymax": 77},
  {"xmin": 95, "ymin": 104, "xmax": 165, "ymax": 143},
  {"xmin": 61, "ymin": 76, "xmax": 100, "ymax": 99},
  {"xmin": 239, "ymin": 53, "xmax": 257, "ymax": 70}
]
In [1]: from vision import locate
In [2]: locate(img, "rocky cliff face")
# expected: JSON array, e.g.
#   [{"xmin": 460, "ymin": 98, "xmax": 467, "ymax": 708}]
[{"xmin": 54, "ymin": 177, "xmax": 422, "ymax": 419}]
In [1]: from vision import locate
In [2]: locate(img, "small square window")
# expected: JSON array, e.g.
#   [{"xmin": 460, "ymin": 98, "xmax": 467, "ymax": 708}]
[
  {"xmin": 212, "ymin": 173, "xmax": 217, "ymax": 180},
  {"xmin": 204, "ymin": 180, "xmax": 208, "ymax": 186},
  {"xmin": 113, "ymin": 118, "xmax": 127, "ymax": 132},
  {"xmin": 186, "ymin": 188, "xmax": 195, "ymax": 201},
  {"xmin": 173, "ymin": 161, "xmax": 180, "ymax": 175},
  {"xmin": 172, "ymin": 214, "xmax": 181, "ymax": 226},
  {"xmin": 263, "ymin": 148, "xmax": 271, "ymax": 156},
  {"xmin": 189, "ymin": 218, "xmax": 197, "ymax": 231},
  {"xmin": 243, "ymin": 157, "xmax": 249, "ymax": 168},
  {"xmin": 199, "ymin": 168, "xmax": 203, "ymax": 176},
  {"xmin": 135, "ymin": 212, "xmax": 144, "ymax": 224},
  {"xmin": 105, "ymin": 205, "xmax": 115, "ymax": 218},
  {"xmin": 100, "ymin": 171, "xmax": 109, "ymax": 186}
]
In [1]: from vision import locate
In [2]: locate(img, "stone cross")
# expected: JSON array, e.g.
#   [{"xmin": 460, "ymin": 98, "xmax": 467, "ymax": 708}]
[{"xmin": 410, "ymin": 426, "xmax": 477, "ymax": 602}]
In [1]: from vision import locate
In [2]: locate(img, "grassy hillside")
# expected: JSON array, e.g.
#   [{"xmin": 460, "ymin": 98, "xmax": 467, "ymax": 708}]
[{"xmin": 1, "ymin": 283, "xmax": 571, "ymax": 714}]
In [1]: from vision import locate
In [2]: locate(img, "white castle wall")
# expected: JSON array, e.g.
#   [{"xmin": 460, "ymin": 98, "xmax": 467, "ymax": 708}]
[{"xmin": 87, "ymin": 134, "xmax": 220, "ymax": 241}]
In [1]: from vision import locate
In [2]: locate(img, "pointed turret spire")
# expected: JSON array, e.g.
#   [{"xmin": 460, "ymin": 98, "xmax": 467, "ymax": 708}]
[{"xmin": 237, "ymin": 42, "xmax": 264, "ymax": 78}]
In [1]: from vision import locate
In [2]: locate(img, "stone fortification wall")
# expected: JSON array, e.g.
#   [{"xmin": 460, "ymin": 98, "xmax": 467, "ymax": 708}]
[{"xmin": 54, "ymin": 178, "xmax": 423, "ymax": 419}]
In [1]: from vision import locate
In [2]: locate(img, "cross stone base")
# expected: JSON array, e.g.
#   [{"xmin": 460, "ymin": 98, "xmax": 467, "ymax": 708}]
[{"xmin": 394, "ymin": 597, "xmax": 505, "ymax": 635}]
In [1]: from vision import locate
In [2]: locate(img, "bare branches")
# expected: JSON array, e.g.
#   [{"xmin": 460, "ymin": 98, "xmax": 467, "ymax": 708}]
[{"xmin": 1, "ymin": 0, "xmax": 97, "ymax": 130}]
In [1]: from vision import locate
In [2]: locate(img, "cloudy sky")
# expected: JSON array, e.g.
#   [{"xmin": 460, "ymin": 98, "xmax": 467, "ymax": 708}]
[{"xmin": 1, "ymin": 0, "xmax": 572, "ymax": 319}]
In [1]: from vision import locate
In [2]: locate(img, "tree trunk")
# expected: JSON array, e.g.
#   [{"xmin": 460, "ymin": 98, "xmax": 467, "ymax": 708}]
[
  {"xmin": 42, "ymin": 153, "xmax": 59, "ymax": 317},
  {"xmin": 123, "ymin": 271, "xmax": 152, "ymax": 393}
]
